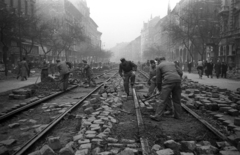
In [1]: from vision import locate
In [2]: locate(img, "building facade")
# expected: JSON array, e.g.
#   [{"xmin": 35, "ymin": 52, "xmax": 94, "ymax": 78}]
[
  {"xmin": 0, "ymin": 0, "xmax": 37, "ymax": 65},
  {"xmin": 140, "ymin": 16, "xmax": 160, "ymax": 61},
  {"xmin": 219, "ymin": 0, "xmax": 240, "ymax": 68}
]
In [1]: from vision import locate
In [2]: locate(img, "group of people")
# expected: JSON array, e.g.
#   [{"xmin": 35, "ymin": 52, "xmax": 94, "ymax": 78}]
[
  {"xmin": 196, "ymin": 59, "xmax": 228, "ymax": 79},
  {"xmin": 119, "ymin": 57, "xmax": 183, "ymax": 121},
  {"xmin": 42, "ymin": 59, "xmax": 96, "ymax": 91},
  {"xmin": 15, "ymin": 57, "xmax": 97, "ymax": 91}
]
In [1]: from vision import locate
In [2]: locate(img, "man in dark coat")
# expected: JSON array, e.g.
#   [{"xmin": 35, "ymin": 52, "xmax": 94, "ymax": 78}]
[
  {"xmin": 83, "ymin": 60, "xmax": 96, "ymax": 87},
  {"xmin": 150, "ymin": 57, "xmax": 183, "ymax": 121},
  {"xmin": 187, "ymin": 61, "xmax": 192, "ymax": 73},
  {"xmin": 56, "ymin": 60, "xmax": 70, "ymax": 91},
  {"xmin": 143, "ymin": 60, "xmax": 157, "ymax": 98},
  {"xmin": 206, "ymin": 59, "xmax": 214, "ymax": 78},
  {"xmin": 221, "ymin": 61, "xmax": 228, "ymax": 78},
  {"xmin": 215, "ymin": 59, "xmax": 221, "ymax": 79},
  {"xmin": 41, "ymin": 60, "xmax": 49, "ymax": 82},
  {"xmin": 119, "ymin": 58, "xmax": 137, "ymax": 96},
  {"xmin": 19, "ymin": 57, "xmax": 29, "ymax": 81}
]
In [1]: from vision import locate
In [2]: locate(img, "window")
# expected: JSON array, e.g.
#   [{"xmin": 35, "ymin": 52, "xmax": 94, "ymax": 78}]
[{"xmin": 25, "ymin": 0, "xmax": 28, "ymax": 15}]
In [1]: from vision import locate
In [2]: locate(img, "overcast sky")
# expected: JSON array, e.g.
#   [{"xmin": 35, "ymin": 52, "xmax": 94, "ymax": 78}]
[{"xmin": 86, "ymin": 0, "xmax": 181, "ymax": 49}]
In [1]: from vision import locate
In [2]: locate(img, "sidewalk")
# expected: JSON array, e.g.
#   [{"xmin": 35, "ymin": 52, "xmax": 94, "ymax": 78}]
[
  {"xmin": 183, "ymin": 72, "xmax": 240, "ymax": 91},
  {"xmin": 0, "ymin": 76, "xmax": 40, "ymax": 94}
]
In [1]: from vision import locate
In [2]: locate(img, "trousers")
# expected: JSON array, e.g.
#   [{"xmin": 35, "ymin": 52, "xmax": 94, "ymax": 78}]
[
  {"xmin": 154, "ymin": 82, "xmax": 182, "ymax": 118},
  {"xmin": 60, "ymin": 73, "xmax": 69, "ymax": 91},
  {"xmin": 87, "ymin": 74, "xmax": 96, "ymax": 85},
  {"xmin": 123, "ymin": 71, "xmax": 135, "ymax": 95},
  {"xmin": 147, "ymin": 77, "xmax": 156, "ymax": 96}
]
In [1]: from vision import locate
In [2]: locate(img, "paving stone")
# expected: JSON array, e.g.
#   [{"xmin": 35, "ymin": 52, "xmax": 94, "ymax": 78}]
[
  {"xmin": 108, "ymin": 143, "xmax": 125, "ymax": 147},
  {"xmin": 180, "ymin": 153, "xmax": 194, "ymax": 155},
  {"xmin": 195, "ymin": 144, "xmax": 218, "ymax": 155},
  {"xmin": 85, "ymin": 134, "xmax": 96, "ymax": 139},
  {"xmin": 151, "ymin": 144, "xmax": 162, "ymax": 151},
  {"xmin": 156, "ymin": 148, "xmax": 174, "ymax": 155},
  {"xmin": 107, "ymin": 137, "xmax": 118, "ymax": 142},
  {"xmin": 181, "ymin": 141, "xmax": 196, "ymax": 152},
  {"xmin": 216, "ymin": 141, "xmax": 230, "ymax": 149},
  {"xmin": 59, "ymin": 146, "xmax": 74, "ymax": 155},
  {"xmin": 48, "ymin": 136, "xmax": 61, "ymax": 150},
  {"xmin": 78, "ymin": 139, "xmax": 90, "ymax": 144},
  {"xmin": 73, "ymin": 134, "xmax": 83, "ymax": 141},
  {"xmin": 85, "ymin": 130, "xmax": 96, "ymax": 134},
  {"xmin": 121, "ymin": 139, "xmax": 135, "ymax": 143},
  {"xmin": 90, "ymin": 124, "xmax": 99, "ymax": 128},
  {"xmin": 0, "ymin": 146, "xmax": 9, "ymax": 155},
  {"xmin": 75, "ymin": 149, "xmax": 88, "ymax": 155},
  {"xmin": 228, "ymin": 109, "xmax": 239, "ymax": 116},
  {"xmin": 219, "ymin": 107, "xmax": 232, "ymax": 113},
  {"xmin": 164, "ymin": 140, "xmax": 181, "ymax": 152},
  {"xmin": 110, "ymin": 147, "xmax": 121, "ymax": 154},
  {"xmin": 8, "ymin": 123, "xmax": 20, "ymax": 128},
  {"xmin": 219, "ymin": 150, "xmax": 240, "ymax": 155},
  {"xmin": 228, "ymin": 133, "xmax": 240, "ymax": 145},
  {"xmin": 79, "ymin": 143, "xmax": 91, "ymax": 150},
  {"xmin": 97, "ymin": 151, "xmax": 112, "ymax": 155},
  {"xmin": 0, "ymin": 139, "xmax": 16, "ymax": 146},
  {"xmin": 84, "ymin": 107, "xmax": 94, "ymax": 115},
  {"xmin": 40, "ymin": 145, "xmax": 56, "ymax": 155},
  {"xmin": 28, "ymin": 150, "xmax": 41, "ymax": 155},
  {"xmin": 97, "ymin": 133, "xmax": 107, "ymax": 139},
  {"xmin": 92, "ymin": 147, "xmax": 101, "ymax": 155},
  {"xmin": 234, "ymin": 118, "xmax": 240, "ymax": 126},
  {"xmin": 29, "ymin": 119, "xmax": 37, "ymax": 124},
  {"xmin": 117, "ymin": 149, "xmax": 135, "ymax": 155}
]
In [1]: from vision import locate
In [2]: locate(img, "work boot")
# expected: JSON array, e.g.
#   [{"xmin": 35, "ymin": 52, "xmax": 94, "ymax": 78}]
[
  {"xmin": 173, "ymin": 104, "xmax": 182, "ymax": 119},
  {"xmin": 150, "ymin": 115, "xmax": 162, "ymax": 121}
]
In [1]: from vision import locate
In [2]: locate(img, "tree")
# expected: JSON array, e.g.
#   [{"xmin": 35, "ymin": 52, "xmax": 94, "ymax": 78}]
[
  {"xmin": 143, "ymin": 44, "xmax": 167, "ymax": 60},
  {"xmin": 165, "ymin": 0, "xmax": 220, "ymax": 61}
]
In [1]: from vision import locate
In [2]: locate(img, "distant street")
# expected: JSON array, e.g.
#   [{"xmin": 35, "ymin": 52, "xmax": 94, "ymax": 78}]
[{"xmin": 183, "ymin": 72, "xmax": 240, "ymax": 91}]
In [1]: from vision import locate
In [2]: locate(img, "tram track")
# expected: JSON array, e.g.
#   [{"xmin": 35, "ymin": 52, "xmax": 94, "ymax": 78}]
[
  {"xmin": 12, "ymin": 71, "xmax": 119, "ymax": 155},
  {"xmin": 135, "ymin": 70, "xmax": 240, "ymax": 154},
  {"xmin": 0, "ymin": 70, "xmax": 113, "ymax": 122},
  {"xmin": 2, "ymin": 69, "xmax": 238, "ymax": 155},
  {"xmin": 0, "ymin": 70, "xmax": 117, "ymax": 155}
]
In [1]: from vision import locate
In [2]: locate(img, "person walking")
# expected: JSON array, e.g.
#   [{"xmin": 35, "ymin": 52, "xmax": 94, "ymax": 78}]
[
  {"xmin": 27, "ymin": 60, "xmax": 32, "ymax": 77},
  {"xmin": 119, "ymin": 58, "xmax": 137, "ymax": 96},
  {"xmin": 82, "ymin": 60, "xmax": 96, "ymax": 87},
  {"xmin": 221, "ymin": 61, "xmax": 228, "ymax": 78},
  {"xmin": 41, "ymin": 60, "xmax": 49, "ymax": 82},
  {"xmin": 187, "ymin": 60, "xmax": 192, "ymax": 73},
  {"xmin": 206, "ymin": 59, "xmax": 214, "ymax": 78},
  {"xmin": 197, "ymin": 59, "xmax": 203, "ymax": 79},
  {"xmin": 19, "ymin": 57, "xmax": 29, "ymax": 81},
  {"xmin": 215, "ymin": 59, "xmax": 221, "ymax": 79},
  {"xmin": 143, "ymin": 60, "xmax": 157, "ymax": 98},
  {"xmin": 56, "ymin": 60, "xmax": 70, "ymax": 91},
  {"xmin": 150, "ymin": 57, "xmax": 183, "ymax": 121}
]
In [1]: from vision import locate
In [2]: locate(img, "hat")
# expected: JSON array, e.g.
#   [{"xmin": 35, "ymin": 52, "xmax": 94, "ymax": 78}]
[
  {"xmin": 82, "ymin": 60, "xmax": 87, "ymax": 63},
  {"xmin": 150, "ymin": 60, "xmax": 155, "ymax": 64},
  {"xmin": 120, "ymin": 58, "xmax": 126, "ymax": 62}
]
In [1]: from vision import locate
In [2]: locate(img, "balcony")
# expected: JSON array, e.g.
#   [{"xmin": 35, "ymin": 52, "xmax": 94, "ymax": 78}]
[{"xmin": 219, "ymin": 6, "xmax": 229, "ymax": 15}]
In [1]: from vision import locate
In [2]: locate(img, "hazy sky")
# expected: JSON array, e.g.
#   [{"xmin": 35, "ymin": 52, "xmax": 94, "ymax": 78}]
[{"xmin": 86, "ymin": 0, "xmax": 181, "ymax": 49}]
